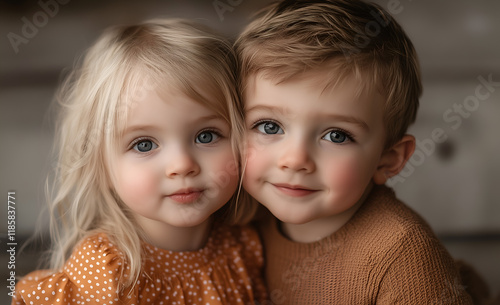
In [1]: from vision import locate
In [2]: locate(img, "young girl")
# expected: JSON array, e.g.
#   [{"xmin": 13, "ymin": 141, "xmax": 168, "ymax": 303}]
[{"xmin": 13, "ymin": 19, "xmax": 267, "ymax": 305}]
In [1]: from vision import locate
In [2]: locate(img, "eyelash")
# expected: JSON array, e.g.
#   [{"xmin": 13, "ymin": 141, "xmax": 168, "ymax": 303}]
[
  {"xmin": 323, "ymin": 128, "xmax": 356, "ymax": 144},
  {"xmin": 127, "ymin": 129, "xmax": 224, "ymax": 149},
  {"xmin": 198, "ymin": 128, "xmax": 223, "ymax": 137},
  {"xmin": 128, "ymin": 136, "xmax": 158, "ymax": 150},
  {"xmin": 196, "ymin": 128, "xmax": 224, "ymax": 144},
  {"xmin": 251, "ymin": 119, "xmax": 355, "ymax": 143},
  {"xmin": 250, "ymin": 119, "xmax": 281, "ymax": 130}
]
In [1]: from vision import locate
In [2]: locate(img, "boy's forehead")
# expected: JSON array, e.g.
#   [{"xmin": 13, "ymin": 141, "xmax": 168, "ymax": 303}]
[{"xmin": 244, "ymin": 66, "xmax": 379, "ymax": 103}]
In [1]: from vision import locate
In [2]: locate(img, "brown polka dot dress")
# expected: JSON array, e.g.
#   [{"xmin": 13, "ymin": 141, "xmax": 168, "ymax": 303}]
[{"xmin": 12, "ymin": 224, "xmax": 268, "ymax": 305}]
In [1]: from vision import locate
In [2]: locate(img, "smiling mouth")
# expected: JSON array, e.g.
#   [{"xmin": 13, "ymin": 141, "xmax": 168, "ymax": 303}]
[
  {"xmin": 168, "ymin": 189, "xmax": 204, "ymax": 204},
  {"xmin": 271, "ymin": 183, "xmax": 318, "ymax": 197}
]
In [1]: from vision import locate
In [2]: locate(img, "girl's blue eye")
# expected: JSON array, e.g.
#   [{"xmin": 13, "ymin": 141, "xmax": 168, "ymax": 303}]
[
  {"xmin": 322, "ymin": 130, "xmax": 350, "ymax": 143},
  {"xmin": 133, "ymin": 139, "xmax": 158, "ymax": 152},
  {"xmin": 256, "ymin": 121, "xmax": 283, "ymax": 135},
  {"xmin": 196, "ymin": 131, "xmax": 219, "ymax": 144}
]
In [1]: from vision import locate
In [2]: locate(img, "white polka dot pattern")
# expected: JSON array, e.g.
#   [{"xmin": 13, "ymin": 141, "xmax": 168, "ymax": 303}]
[{"xmin": 12, "ymin": 225, "xmax": 268, "ymax": 304}]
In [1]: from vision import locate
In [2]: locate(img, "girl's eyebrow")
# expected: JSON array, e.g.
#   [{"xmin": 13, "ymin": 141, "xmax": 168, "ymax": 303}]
[
  {"xmin": 122, "ymin": 124, "xmax": 160, "ymax": 135},
  {"xmin": 122, "ymin": 114, "xmax": 225, "ymax": 135},
  {"xmin": 245, "ymin": 105, "xmax": 369, "ymax": 131}
]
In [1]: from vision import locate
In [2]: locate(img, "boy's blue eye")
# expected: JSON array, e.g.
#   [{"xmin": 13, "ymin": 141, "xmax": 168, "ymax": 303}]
[
  {"xmin": 133, "ymin": 140, "xmax": 158, "ymax": 152},
  {"xmin": 322, "ymin": 130, "xmax": 349, "ymax": 143},
  {"xmin": 256, "ymin": 121, "xmax": 283, "ymax": 135},
  {"xmin": 196, "ymin": 131, "xmax": 219, "ymax": 144}
]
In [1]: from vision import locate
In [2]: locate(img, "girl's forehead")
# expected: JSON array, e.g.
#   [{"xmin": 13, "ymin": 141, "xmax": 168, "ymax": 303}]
[
  {"xmin": 122, "ymin": 70, "xmax": 161, "ymax": 100},
  {"xmin": 120, "ymin": 66, "xmax": 231, "ymax": 123},
  {"xmin": 120, "ymin": 84, "xmax": 228, "ymax": 123}
]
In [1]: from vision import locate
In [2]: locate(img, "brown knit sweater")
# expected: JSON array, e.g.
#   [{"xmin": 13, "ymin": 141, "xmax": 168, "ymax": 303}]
[{"xmin": 258, "ymin": 185, "xmax": 473, "ymax": 304}]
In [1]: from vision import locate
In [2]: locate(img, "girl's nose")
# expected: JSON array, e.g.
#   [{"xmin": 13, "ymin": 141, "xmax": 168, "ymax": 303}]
[{"xmin": 165, "ymin": 146, "xmax": 200, "ymax": 178}]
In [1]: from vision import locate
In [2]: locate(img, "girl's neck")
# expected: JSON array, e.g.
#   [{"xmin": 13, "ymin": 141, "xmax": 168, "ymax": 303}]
[{"xmin": 138, "ymin": 217, "xmax": 213, "ymax": 252}]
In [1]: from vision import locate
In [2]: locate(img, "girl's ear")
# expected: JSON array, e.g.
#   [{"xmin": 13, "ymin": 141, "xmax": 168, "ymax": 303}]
[{"xmin": 372, "ymin": 134, "xmax": 416, "ymax": 185}]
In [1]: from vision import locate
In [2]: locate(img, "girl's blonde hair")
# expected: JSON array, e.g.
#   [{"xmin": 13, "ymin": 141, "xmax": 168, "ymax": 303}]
[{"xmin": 47, "ymin": 18, "xmax": 255, "ymax": 289}]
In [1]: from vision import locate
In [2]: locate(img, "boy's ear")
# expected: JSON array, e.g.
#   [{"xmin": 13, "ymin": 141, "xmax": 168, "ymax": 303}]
[{"xmin": 372, "ymin": 135, "xmax": 416, "ymax": 185}]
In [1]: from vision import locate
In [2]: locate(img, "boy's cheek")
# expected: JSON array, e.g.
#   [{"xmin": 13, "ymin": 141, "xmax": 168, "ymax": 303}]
[
  {"xmin": 244, "ymin": 133, "xmax": 274, "ymax": 151},
  {"xmin": 323, "ymin": 157, "xmax": 365, "ymax": 191},
  {"xmin": 243, "ymin": 155, "xmax": 264, "ymax": 183},
  {"xmin": 242, "ymin": 150, "xmax": 270, "ymax": 194},
  {"xmin": 243, "ymin": 139, "xmax": 269, "ymax": 170}
]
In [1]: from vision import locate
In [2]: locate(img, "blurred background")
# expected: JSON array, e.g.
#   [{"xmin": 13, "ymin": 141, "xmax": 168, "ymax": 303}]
[{"xmin": 1, "ymin": 0, "xmax": 499, "ymax": 302}]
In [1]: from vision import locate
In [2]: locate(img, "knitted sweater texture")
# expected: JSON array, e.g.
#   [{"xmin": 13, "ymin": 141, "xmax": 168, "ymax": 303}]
[{"xmin": 258, "ymin": 185, "xmax": 473, "ymax": 304}]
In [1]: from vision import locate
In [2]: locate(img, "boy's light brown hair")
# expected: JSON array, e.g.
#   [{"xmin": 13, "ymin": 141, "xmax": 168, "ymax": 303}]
[{"xmin": 235, "ymin": 0, "xmax": 422, "ymax": 148}]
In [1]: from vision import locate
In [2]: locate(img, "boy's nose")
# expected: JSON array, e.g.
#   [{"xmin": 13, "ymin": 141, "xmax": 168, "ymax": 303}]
[
  {"xmin": 165, "ymin": 147, "xmax": 200, "ymax": 178},
  {"xmin": 277, "ymin": 138, "xmax": 315, "ymax": 173}
]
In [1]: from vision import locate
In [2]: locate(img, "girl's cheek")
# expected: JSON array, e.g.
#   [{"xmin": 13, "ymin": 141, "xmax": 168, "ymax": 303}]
[
  {"xmin": 209, "ymin": 152, "xmax": 240, "ymax": 193},
  {"xmin": 115, "ymin": 165, "xmax": 157, "ymax": 205}
]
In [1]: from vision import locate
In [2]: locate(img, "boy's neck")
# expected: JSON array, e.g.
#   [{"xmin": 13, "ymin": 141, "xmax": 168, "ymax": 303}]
[{"xmin": 280, "ymin": 183, "xmax": 373, "ymax": 243}]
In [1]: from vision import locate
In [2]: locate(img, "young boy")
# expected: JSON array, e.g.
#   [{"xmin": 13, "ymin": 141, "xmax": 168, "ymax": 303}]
[{"xmin": 235, "ymin": 0, "xmax": 474, "ymax": 304}]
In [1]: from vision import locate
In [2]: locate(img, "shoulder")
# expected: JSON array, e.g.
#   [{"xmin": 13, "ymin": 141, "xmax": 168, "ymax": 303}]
[
  {"xmin": 67, "ymin": 233, "xmax": 123, "ymax": 265},
  {"xmin": 346, "ymin": 186, "xmax": 450, "ymax": 262},
  {"xmin": 352, "ymin": 185, "xmax": 437, "ymax": 240},
  {"xmin": 348, "ymin": 187, "xmax": 472, "ymax": 303},
  {"xmin": 63, "ymin": 233, "xmax": 125, "ymax": 283},
  {"xmin": 14, "ymin": 233, "xmax": 126, "ymax": 305},
  {"xmin": 352, "ymin": 185, "xmax": 462, "ymax": 271}
]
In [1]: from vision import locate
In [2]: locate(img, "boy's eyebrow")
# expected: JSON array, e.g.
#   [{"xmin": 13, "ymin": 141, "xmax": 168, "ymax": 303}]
[
  {"xmin": 323, "ymin": 113, "xmax": 370, "ymax": 131},
  {"xmin": 246, "ymin": 105, "xmax": 370, "ymax": 131},
  {"xmin": 245, "ymin": 105, "xmax": 287, "ymax": 116}
]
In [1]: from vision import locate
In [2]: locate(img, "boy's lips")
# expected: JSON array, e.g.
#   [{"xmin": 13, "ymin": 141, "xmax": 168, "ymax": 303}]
[
  {"xmin": 271, "ymin": 183, "xmax": 318, "ymax": 197},
  {"xmin": 167, "ymin": 188, "xmax": 204, "ymax": 203}
]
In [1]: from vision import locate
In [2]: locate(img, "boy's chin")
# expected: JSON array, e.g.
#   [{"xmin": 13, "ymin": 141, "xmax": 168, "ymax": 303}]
[{"xmin": 269, "ymin": 208, "xmax": 316, "ymax": 225}]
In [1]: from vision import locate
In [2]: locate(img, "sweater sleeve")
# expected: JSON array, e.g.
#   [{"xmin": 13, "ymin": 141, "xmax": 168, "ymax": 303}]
[
  {"xmin": 376, "ymin": 226, "xmax": 473, "ymax": 305},
  {"xmin": 12, "ymin": 234, "xmax": 125, "ymax": 305}
]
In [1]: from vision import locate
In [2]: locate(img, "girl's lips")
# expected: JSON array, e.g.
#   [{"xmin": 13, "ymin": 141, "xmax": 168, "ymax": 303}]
[
  {"xmin": 168, "ymin": 189, "xmax": 203, "ymax": 204},
  {"xmin": 272, "ymin": 183, "xmax": 317, "ymax": 197}
]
